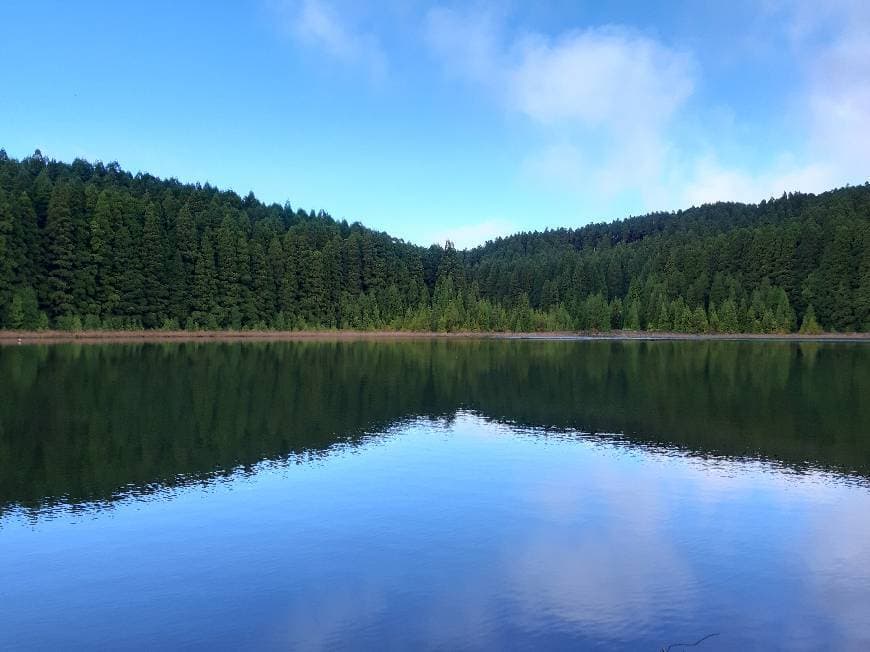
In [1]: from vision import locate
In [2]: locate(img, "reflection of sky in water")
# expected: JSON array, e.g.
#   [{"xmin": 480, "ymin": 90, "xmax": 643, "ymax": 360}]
[{"xmin": 2, "ymin": 413, "xmax": 869, "ymax": 650}]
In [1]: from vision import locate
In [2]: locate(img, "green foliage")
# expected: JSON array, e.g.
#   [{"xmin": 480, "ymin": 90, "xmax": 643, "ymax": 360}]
[
  {"xmin": 799, "ymin": 305, "xmax": 823, "ymax": 335},
  {"xmin": 6, "ymin": 293, "xmax": 24, "ymax": 329},
  {"xmin": 624, "ymin": 299, "xmax": 641, "ymax": 331},
  {"xmin": 57, "ymin": 314, "xmax": 83, "ymax": 332},
  {"xmin": 691, "ymin": 305, "xmax": 710, "ymax": 333},
  {"xmin": 718, "ymin": 299, "xmax": 740, "ymax": 333},
  {"xmin": 0, "ymin": 152, "xmax": 867, "ymax": 333}
]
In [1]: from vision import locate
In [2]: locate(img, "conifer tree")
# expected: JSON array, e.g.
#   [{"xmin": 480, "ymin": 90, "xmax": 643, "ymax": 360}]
[
  {"xmin": 191, "ymin": 229, "xmax": 217, "ymax": 327},
  {"xmin": 90, "ymin": 191, "xmax": 121, "ymax": 320},
  {"xmin": 215, "ymin": 220, "xmax": 240, "ymax": 327},
  {"xmin": 719, "ymin": 299, "xmax": 740, "ymax": 333},
  {"xmin": 624, "ymin": 299, "xmax": 641, "ymax": 331},
  {"xmin": 799, "ymin": 305, "xmax": 822, "ymax": 335},
  {"xmin": 114, "ymin": 215, "xmax": 145, "ymax": 324},
  {"xmin": 280, "ymin": 233, "xmax": 300, "ymax": 324},
  {"xmin": 141, "ymin": 201, "xmax": 168, "ymax": 327},
  {"xmin": 0, "ymin": 192, "xmax": 13, "ymax": 324},
  {"xmin": 175, "ymin": 204, "xmax": 197, "ymax": 316},
  {"xmin": 250, "ymin": 239, "xmax": 273, "ymax": 325},
  {"xmin": 43, "ymin": 183, "xmax": 77, "ymax": 319}
]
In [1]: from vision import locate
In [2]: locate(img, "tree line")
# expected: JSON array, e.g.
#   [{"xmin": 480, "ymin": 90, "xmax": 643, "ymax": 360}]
[{"xmin": 1, "ymin": 149, "xmax": 868, "ymax": 332}]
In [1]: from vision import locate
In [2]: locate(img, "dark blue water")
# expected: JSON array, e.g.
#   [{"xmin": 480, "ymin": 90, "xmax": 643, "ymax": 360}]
[{"xmin": 1, "ymin": 340, "xmax": 869, "ymax": 650}]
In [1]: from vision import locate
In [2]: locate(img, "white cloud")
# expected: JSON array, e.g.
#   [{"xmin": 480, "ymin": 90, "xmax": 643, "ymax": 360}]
[
  {"xmin": 679, "ymin": 0, "xmax": 870, "ymax": 207},
  {"xmin": 271, "ymin": 0, "xmax": 387, "ymax": 79},
  {"xmin": 426, "ymin": 8, "xmax": 697, "ymax": 211},
  {"xmin": 427, "ymin": 4, "xmax": 870, "ymax": 217},
  {"xmin": 424, "ymin": 6, "xmax": 502, "ymax": 86},
  {"xmin": 679, "ymin": 157, "xmax": 835, "ymax": 207},
  {"xmin": 681, "ymin": 0, "xmax": 870, "ymax": 204},
  {"xmin": 425, "ymin": 218, "xmax": 518, "ymax": 250},
  {"xmin": 522, "ymin": 142, "xmax": 587, "ymax": 191},
  {"xmin": 509, "ymin": 28, "xmax": 694, "ymax": 129},
  {"xmin": 425, "ymin": 9, "xmax": 694, "ymax": 131},
  {"xmin": 513, "ymin": 30, "xmax": 691, "ymax": 211},
  {"xmin": 805, "ymin": 30, "xmax": 870, "ymax": 175}
]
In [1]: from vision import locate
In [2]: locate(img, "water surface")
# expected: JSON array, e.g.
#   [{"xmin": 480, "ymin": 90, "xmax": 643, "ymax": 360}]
[{"xmin": 1, "ymin": 340, "xmax": 869, "ymax": 650}]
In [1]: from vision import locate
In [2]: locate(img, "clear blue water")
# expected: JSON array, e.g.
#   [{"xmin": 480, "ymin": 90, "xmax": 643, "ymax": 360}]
[{"xmin": 1, "ymin": 340, "xmax": 869, "ymax": 650}]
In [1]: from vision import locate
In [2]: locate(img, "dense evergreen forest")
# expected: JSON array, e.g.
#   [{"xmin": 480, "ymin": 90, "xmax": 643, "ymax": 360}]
[{"xmin": 1, "ymin": 149, "xmax": 868, "ymax": 332}]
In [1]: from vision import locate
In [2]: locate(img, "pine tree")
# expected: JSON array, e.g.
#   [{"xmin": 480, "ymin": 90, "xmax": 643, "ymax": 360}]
[
  {"xmin": 322, "ymin": 236, "xmax": 343, "ymax": 327},
  {"xmin": 215, "ymin": 220, "xmax": 240, "ymax": 327},
  {"xmin": 708, "ymin": 301, "xmax": 721, "ymax": 333},
  {"xmin": 653, "ymin": 301, "xmax": 671, "ymax": 331},
  {"xmin": 280, "ymin": 233, "xmax": 300, "ymax": 324},
  {"xmin": 235, "ymin": 234, "xmax": 253, "ymax": 328},
  {"xmin": 165, "ymin": 250, "xmax": 186, "ymax": 323},
  {"xmin": 0, "ymin": 192, "xmax": 13, "ymax": 324},
  {"xmin": 141, "ymin": 201, "xmax": 168, "ymax": 327},
  {"xmin": 344, "ymin": 232, "xmax": 363, "ymax": 294},
  {"xmin": 719, "ymin": 299, "xmax": 740, "ymax": 333},
  {"xmin": 624, "ymin": 299, "xmax": 641, "ymax": 331},
  {"xmin": 691, "ymin": 305, "xmax": 709, "ymax": 333},
  {"xmin": 31, "ymin": 168, "xmax": 53, "ymax": 228},
  {"xmin": 671, "ymin": 298, "xmax": 691, "ymax": 332},
  {"xmin": 267, "ymin": 236, "xmax": 285, "ymax": 326},
  {"xmin": 43, "ymin": 183, "xmax": 77, "ymax": 319},
  {"xmin": 191, "ymin": 229, "xmax": 217, "ymax": 327},
  {"xmin": 856, "ymin": 227, "xmax": 870, "ymax": 331},
  {"xmin": 115, "ymin": 215, "xmax": 145, "ymax": 325},
  {"xmin": 250, "ymin": 239, "xmax": 273, "ymax": 325},
  {"xmin": 175, "ymin": 204, "xmax": 197, "ymax": 317},
  {"xmin": 771, "ymin": 287, "xmax": 795, "ymax": 333},
  {"xmin": 6, "ymin": 291, "xmax": 24, "ymax": 329},
  {"xmin": 799, "ymin": 305, "xmax": 822, "ymax": 335},
  {"xmin": 299, "ymin": 248, "xmax": 326, "ymax": 326},
  {"xmin": 9, "ymin": 193, "xmax": 39, "ymax": 287},
  {"xmin": 820, "ymin": 225, "xmax": 857, "ymax": 331},
  {"xmin": 90, "ymin": 190, "xmax": 118, "ymax": 319},
  {"xmin": 66, "ymin": 180, "xmax": 94, "ymax": 318}
]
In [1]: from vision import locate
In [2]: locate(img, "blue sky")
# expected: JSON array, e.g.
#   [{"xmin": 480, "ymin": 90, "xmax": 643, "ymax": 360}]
[{"xmin": 1, "ymin": 1, "xmax": 868, "ymax": 248}]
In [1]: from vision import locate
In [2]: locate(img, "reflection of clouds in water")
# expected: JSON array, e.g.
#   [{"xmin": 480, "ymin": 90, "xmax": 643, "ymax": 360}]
[
  {"xmin": 803, "ymin": 493, "xmax": 870, "ymax": 647},
  {"xmin": 506, "ymin": 533, "xmax": 696, "ymax": 637},
  {"xmin": 510, "ymin": 454, "xmax": 697, "ymax": 638},
  {"xmin": 270, "ymin": 582, "xmax": 388, "ymax": 649},
  {"xmin": 510, "ymin": 437, "xmax": 870, "ymax": 646},
  {"xmin": 199, "ymin": 416, "xmax": 870, "ymax": 649}
]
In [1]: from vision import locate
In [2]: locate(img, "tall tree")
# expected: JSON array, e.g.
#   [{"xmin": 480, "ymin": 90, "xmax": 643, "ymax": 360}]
[{"xmin": 140, "ymin": 201, "xmax": 168, "ymax": 327}]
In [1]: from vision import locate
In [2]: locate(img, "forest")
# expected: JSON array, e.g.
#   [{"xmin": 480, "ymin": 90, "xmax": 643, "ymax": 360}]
[{"xmin": 1, "ymin": 149, "xmax": 869, "ymax": 333}]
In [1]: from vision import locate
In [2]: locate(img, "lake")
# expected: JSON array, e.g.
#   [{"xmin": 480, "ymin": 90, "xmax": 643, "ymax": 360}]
[{"xmin": 1, "ymin": 339, "xmax": 869, "ymax": 650}]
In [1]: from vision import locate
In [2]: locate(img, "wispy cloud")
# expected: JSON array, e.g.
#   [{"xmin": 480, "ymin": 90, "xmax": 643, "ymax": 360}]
[
  {"xmin": 508, "ymin": 27, "xmax": 694, "ymax": 129},
  {"xmin": 425, "ymin": 218, "xmax": 518, "ymax": 250},
  {"xmin": 425, "ymin": 7, "xmax": 697, "ymax": 211},
  {"xmin": 680, "ymin": 1, "xmax": 870, "ymax": 206},
  {"xmin": 426, "ymin": 3, "xmax": 870, "ymax": 216},
  {"xmin": 270, "ymin": 0, "xmax": 387, "ymax": 79}
]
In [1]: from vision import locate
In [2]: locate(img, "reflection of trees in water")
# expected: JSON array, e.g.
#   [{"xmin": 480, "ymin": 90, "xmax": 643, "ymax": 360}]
[{"xmin": 1, "ymin": 340, "xmax": 868, "ymax": 509}]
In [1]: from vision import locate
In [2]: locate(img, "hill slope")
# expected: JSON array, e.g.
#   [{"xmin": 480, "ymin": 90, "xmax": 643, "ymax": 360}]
[{"xmin": 1, "ymin": 149, "xmax": 868, "ymax": 332}]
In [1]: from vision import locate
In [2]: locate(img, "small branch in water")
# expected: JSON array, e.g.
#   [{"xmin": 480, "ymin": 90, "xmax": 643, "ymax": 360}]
[{"xmin": 661, "ymin": 632, "xmax": 720, "ymax": 652}]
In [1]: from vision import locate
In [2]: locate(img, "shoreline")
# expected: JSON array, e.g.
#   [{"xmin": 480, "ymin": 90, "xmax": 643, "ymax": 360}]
[{"xmin": 2, "ymin": 329, "xmax": 870, "ymax": 345}]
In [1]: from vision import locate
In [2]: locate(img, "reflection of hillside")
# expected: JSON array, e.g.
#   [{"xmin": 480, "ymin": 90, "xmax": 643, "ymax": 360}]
[{"xmin": 1, "ymin": 340, "xmax": 868, "ymax": 509}]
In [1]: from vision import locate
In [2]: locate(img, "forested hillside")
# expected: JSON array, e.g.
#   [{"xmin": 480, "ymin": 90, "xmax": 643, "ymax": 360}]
[{"xmin": 1, "ymin": 149, "xmax": 868, "ymax": 332}]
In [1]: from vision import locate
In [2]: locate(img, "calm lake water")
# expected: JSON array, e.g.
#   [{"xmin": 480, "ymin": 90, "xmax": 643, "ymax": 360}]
[{"xmin": 1, "ymin": 339, "xmax": 869, "ymax": 650}]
